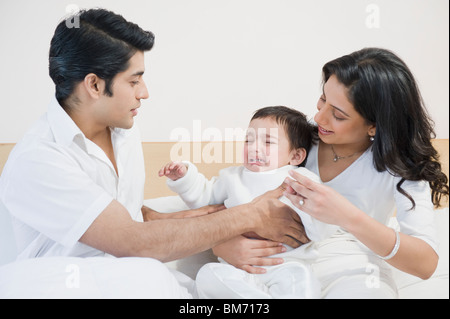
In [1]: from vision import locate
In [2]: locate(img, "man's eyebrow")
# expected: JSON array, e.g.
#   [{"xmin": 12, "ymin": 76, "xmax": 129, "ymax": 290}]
[{"xmin": 130, "ymin": 71, "xmax": 145, "ymax": 77}]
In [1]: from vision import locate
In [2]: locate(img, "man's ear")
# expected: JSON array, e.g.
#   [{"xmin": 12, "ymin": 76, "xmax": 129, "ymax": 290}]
[
  {"xmin": 289, "ymin": 148, "xmax": 307, "ymax": 166},
  {"xmin": 83, "ymin": 73, "xmax": 104, "ymax": 99}
]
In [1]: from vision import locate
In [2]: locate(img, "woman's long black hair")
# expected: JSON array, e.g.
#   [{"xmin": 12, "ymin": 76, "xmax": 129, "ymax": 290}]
[{"xmin": 322, "ymin": 47, "xmax": 448, "ymax": 209}]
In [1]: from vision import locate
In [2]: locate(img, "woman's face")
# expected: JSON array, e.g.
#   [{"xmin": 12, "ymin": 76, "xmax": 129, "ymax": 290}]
[{"xmin": 314, "ymin": 75, "xmax": 376, "ymax": 148}]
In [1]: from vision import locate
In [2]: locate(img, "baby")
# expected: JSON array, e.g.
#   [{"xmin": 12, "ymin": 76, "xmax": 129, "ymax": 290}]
[{"xmin": 160, "ymin": 106, "xmax": 338, "ymax": 298}]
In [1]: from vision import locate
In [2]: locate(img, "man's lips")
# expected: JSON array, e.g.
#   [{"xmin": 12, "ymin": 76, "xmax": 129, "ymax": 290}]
[{"xmin": 131, "ymin": 105, "xmax": 140, "ymax": 116}]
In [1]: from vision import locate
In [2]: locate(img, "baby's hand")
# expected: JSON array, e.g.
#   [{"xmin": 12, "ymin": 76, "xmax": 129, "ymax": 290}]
[{"xmin": 158, "ymin": 162, "xmax": 188, "ymax": 181}]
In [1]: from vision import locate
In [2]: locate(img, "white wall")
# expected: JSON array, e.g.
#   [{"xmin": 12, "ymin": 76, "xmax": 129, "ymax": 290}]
[{"xmin": 0, "ymin": 0, "xmax": 448, "ymax": 142}]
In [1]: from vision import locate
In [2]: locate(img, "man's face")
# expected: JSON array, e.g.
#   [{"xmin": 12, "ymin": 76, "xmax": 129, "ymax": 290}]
[{"xmin": 96, "ymin": 51, "xmax": 149, "ymax": 129}]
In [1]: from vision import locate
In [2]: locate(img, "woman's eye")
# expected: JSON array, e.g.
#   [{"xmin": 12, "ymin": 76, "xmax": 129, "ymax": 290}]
[{"xmin": 332, "ymin": 111, "xmax": 345, "ymax": 121}]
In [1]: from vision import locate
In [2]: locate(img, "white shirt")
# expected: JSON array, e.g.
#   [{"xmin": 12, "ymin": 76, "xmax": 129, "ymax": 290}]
[
  {"xmin": 167, "ymin": 162, "xmax": 338, "ymax": 242},
  {"xmin": 0, "ymin": 97, "xmax": 145, "ymax": 259},
  {"xmin": 305, "ymin": 143, "xmax": 439, "ymax": 253}
]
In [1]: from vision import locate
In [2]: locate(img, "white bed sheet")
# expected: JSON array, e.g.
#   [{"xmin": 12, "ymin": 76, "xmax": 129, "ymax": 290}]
[
  {"xmin": 0, "ymin": 196, "xmax": 448, "ymax": 299},
  {"xmin": 0, "ymin": 256, "xmax": 193, "ymax": 298}
]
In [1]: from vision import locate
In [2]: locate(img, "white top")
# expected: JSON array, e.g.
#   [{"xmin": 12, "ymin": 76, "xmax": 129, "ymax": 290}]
[
  {"xmin": 167, "ymin": 162, "xmax": 338, "ymax": 241},
  {"xmin": 0, "ymin": 97, "xmax": 145, "ymax": 259},
  {"xmin": 304, "ymin": 143, "xmax": 439, "ymax": 254}
]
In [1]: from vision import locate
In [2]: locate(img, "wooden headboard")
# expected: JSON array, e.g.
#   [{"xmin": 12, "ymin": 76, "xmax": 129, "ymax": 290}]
[{"xmin": 1, "ymin": 139, "xmax": 448, "ymax": 206}]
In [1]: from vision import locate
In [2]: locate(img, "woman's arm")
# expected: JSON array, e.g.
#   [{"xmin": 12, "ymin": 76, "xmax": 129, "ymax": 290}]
[
  {"xmin": 283, "ymin": 170, "xmax": 439, "ymax": 279},
  {"xmin": 343, "ymin": 210, "xmax": 438, "ymax": 279}
]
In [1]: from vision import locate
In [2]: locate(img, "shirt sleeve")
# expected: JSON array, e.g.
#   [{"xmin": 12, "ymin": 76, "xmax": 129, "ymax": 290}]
[
  {"xmin": 166, "ymin": 161, "xmax": 230, "ymax": 208},
  {"xmin": 394, "ymin": 179, "xmax": 439, "ymax": 255},
  {"xmin": 166, "ymin": 161, "xmax": 215, "ymax": 208},
  {"xmin": 0, "ymin": 142, "xmax": 113, "ymax": 248}
]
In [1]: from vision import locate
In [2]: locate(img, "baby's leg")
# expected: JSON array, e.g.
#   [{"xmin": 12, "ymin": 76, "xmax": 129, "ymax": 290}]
[
  {"xmin": 195, "ymin": 263, "xmax": 271, "ymax": 299},
  {"xmin": 259, "ymin": 261, "xmax": 321, "ymax": 299}
]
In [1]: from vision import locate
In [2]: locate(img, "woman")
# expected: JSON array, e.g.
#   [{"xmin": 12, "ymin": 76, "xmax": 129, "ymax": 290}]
[{"xmin": 214, "ymin": 48, "xmax": 449, "ymax": 298}]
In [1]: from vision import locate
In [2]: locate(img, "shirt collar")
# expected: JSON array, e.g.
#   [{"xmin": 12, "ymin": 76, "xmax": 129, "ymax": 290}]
[
  {"xmin": 47, "ymin": 96, "xmax": 134, "ymax": 149},
  {"xmin": 47, "ymin": 96, "xmax": 86, "ymax": 148}
]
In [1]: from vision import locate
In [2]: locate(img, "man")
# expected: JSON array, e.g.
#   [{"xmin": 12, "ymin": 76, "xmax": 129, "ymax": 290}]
[{"xmin": 0, "ymin": 9, "xmax": 304, "ymax": 281}]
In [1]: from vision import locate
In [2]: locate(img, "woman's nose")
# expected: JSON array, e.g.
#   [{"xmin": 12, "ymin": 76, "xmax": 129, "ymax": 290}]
[{"xmin": 314, "ymin": 105, "xmax": 327, "ymax": 126}]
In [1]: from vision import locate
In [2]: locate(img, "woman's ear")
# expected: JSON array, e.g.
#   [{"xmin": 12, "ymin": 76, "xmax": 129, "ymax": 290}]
[
  {"xmin": 368, "ymin": 124, "xmax": 376, "ymax": 138},
  {"xmin": 289, "ymin": 148, "xmax": 307, "ymax": 166}
]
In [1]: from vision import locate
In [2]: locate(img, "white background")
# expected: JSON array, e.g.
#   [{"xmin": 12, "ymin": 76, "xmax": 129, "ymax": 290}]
[{"xmin": 0, "ymin": 0, "xmax": 448, "ymax": 142}]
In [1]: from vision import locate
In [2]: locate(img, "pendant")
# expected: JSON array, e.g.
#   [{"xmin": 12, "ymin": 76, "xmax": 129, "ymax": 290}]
[{"xmin": 333, "ymin": 155, "xmax": 339, "ymax": 162}]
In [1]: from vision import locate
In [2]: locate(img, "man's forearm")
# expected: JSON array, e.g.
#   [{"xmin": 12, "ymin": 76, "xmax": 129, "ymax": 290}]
[
  {"xmin": 81, "ymin": 187, "xmax": 302, "ymax": 262},
  {"xmin": 133, "ymin": 204, "xmax": 254, "ymax": 262},
  {"xmin": 81, "ymin": 199, "xmax": 254, "ymax": 262}
]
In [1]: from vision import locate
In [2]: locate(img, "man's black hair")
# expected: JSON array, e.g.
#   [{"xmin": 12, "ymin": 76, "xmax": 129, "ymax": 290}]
[{"xmin": 49, "ymin": 8, "xmax": 154, "ymax": 109}]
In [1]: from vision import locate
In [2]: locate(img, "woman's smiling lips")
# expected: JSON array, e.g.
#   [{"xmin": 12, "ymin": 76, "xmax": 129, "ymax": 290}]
[{"xmin": 318, "ymin": 125, "xmax": 334, "ymax": 135}]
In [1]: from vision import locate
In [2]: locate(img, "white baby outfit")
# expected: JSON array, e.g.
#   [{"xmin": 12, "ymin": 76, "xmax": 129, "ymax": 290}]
[{"xmin": 167, "ymin": 162, "xmax": 338, "ymax": 298}]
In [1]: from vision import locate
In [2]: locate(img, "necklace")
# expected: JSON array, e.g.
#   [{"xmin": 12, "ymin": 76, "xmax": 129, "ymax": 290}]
[{"xmin": 330, "ymin": 145, "xmax": 362, "ymax": 162}]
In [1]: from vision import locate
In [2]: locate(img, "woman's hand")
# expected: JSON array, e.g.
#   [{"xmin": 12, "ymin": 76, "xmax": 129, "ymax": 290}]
[
  {"xmin": 142, "ymin": 204, "xmax": 226, "ymax": 222},
  {"xmin": 213, "ymin": 235, "xmax": 287, "ymax": 274},
  {"xmin": 283, "ymin": 170, "xmax": 358, "ymax": 229}
]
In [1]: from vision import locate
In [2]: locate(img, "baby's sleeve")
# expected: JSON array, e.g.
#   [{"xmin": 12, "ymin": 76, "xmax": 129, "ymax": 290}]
[
  {"xmin": 281, "ymin": 167, "xmax": 339, "ymax": 242},
  {"xmin": 166, "ymin": 161, "xmax": 218, "ymax": 209}
]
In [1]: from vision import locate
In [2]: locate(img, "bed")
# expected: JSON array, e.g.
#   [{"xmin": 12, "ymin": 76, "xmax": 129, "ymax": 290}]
[
  {"xmin": 0, "ymin": 195, "xmax": 448, "ymax": 299},
  {"xmin": 0, "ymin": 141, "xmax": 448, "ymax": 298}
]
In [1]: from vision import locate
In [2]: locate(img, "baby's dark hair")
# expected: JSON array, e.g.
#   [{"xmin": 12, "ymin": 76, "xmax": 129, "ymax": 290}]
[{"xmin": 251, "ymin": 106, "xmax": 318, "ymax": 167}]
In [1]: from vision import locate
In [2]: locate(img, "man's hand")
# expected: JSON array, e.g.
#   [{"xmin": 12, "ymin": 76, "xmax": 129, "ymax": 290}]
[{"xmin": 248, "ymin": 184, "xmax": 309, "ymax": 248}]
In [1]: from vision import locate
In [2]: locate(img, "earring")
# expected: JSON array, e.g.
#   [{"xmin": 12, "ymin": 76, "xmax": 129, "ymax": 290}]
[{"xmin": 369, "ymin": 136, "xmax": 375, "ymax": 142}]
